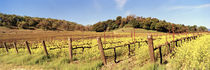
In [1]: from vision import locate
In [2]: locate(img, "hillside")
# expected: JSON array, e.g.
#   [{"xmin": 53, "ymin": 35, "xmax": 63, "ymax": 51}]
[
  {"xmin": 0, "ymin": 13, "xmax": 89, "ymax": 31},
  {"xmin": 92, "ymin": 16, "xmax": 208, "ymax": 33},
  {"xmin": 0, "ymin": 13, "xmax": 208, "ymax": 33},
  {"xmin": 112, "ymin": 27, "xmax": 162, "ymax": 33}
]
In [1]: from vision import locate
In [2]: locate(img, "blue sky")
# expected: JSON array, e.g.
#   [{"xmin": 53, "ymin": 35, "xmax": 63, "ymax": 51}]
[{"xmin": 0, "ymin": 0, "xmax": 210, "ymax": 28}]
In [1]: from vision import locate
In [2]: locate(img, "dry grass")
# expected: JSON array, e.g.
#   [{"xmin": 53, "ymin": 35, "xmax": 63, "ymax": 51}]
[
  {"xmin": 0, "ymin": 27, "xmax": 166, "ymax": 43},
  {"xmin": 0, "ymin": 27, "xmax": 104, "ymax": 43}
]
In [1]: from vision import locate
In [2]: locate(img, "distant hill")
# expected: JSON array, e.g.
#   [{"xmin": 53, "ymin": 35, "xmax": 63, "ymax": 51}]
[
  {"xmin": 92, "ymin": 16, "xmax": 208, "ymax": 33},
  {"xmin": 0, "ymin": 13, "xmax": 208, "ymax": 33},
  {"xmin": 0, "ymin": 13, "xmax": 89, "ymax": 31},
  {"xmin": 208, "ymin": 29, "xmax": 210, "ymax": 31}
]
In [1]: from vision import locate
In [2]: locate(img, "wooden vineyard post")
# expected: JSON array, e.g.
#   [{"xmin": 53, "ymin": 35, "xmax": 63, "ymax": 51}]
[
  {"xmin": 159, "ymin": 47, "xmax": 162, "ymax": 64},
  {"xmin": 128, "ymin": 44, "xmax": 131, "ymax": 56},
  {"xmin": 42, "ymin": 41, "xmax": 49, "ymax": 56},
  {"xmin": 13, "ymin": 42, "xmax": 18, "ymax": 54},
  {"xmin": 97, "ymin": 37, "xmax": 107, "ymax": 65},
  {"xmin": 114, "ymin": 48, "xmax": 117, "ymax": 63},
  {"xmin": 3, "ymin": 42, "xmax": 9, "ymax": 53},
  {"xmin": 147, "ymin": 34, "xmax": 155, "ymax": 62},
  {"xmin": 138, "ymin": 42, "xmax": 141, "ymax": 48},
  {"xmin": 68, "ymin": 38, "xmax": 73, "ymax": 61},
  {"xmin": 175, "ymin": 41, "xmax": 178, "ymax": 47},
  {"xmin": 25, "ymin": 41, "xmax": 31, "ymax": 55}
]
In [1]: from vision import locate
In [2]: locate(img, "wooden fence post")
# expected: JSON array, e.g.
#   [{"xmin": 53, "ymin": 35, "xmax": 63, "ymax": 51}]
[
  {"xmin": 114, "ymin": 48, "xmax": 117, "ymax": 63},
  {"xmin": 25, "ymin": 41, "xmax": 31, "ymax": 55},
  {"xmin": 42, "ymin": 41, "xmax": 49, "ymax": 56},
  {"xmin": 97, "ymin": 37, "xmax": 107, "ymax": 65},
  {"xmin": 13, "ymin": 42, "xmax": 18, "ymax": 54},
  {"xmin": 147, "ymin": 34, "xmax": 155, "ymax": 62},
  {"xmin": 68, "ymin": 38, "xmax": 73, "ymax": 61},
  {"xmin": 128, "ymin": 44, "xmax": 131, "ymax": 56},
  {"xmin": 159, "ymin": 47, "xmax": 162, "ymax": 64},
  {"xmin": 3, "ymin": 42, "xmax": 9, "ymax": 53}
]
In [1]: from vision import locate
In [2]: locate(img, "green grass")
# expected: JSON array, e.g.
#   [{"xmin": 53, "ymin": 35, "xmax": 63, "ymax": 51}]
[{"xmin": 0, "ymin": 53, "xmax": 103, "ymax": 70}]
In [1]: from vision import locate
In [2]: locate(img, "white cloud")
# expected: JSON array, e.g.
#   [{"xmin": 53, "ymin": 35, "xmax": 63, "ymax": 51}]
[
  {"xmin": 170, "ymin": 4, "xmax": 210, "ymax": 10},
  {"xmin": 115, "ymin": 0, "xmax": 127, "ymax": 10},
  {"xmin": 195, "ymin": 4, "xmax": 210, "ymax": 8}
]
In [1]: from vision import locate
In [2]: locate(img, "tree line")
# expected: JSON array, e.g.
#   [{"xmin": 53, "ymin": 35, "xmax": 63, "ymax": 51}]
[
  {"xmin": 92, "ymin": 15, "xmax": 208, "ymax": 33},
  {"xmin": 0, "ymin": 13, "xmax": 208, "ymax": 32},
  {"xmin": 0, "ymin": 13, "xmax": 92, "ymax": 31}
]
